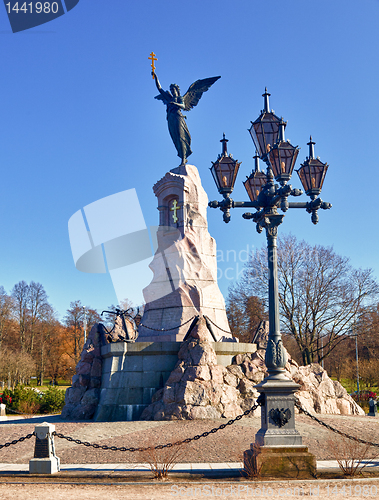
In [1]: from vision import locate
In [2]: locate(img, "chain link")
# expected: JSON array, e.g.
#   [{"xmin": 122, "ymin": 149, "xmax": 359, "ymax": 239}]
[
  {"xmin": 0, "ymin": 432, "xmax": 35, "ymax": 450},
  {"xmin": 206, "ymin": 316, "xmax": 233, "ymax": 335},
  {"xmin": 139, "ymin": 315, "xmax": 233, "ymax": 334},
  {"xmin": 139, "ymin": 315, "xmax": 196, "ymax": 332},
  {"xmin": 53, "ymin": 403, "xmax": 260, "ymax": 452},
  {"xmin": 295, "ymin": 400, "xmax": 379, "ymax": 447}
]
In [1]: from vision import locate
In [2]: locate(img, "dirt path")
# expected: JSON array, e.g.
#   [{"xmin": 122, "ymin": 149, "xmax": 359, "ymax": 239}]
[{"xmin": 1, "ymin": 479, "xmax": 379, "ymax": 499}]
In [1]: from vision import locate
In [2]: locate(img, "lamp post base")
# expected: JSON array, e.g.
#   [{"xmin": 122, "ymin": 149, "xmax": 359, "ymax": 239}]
[
  {"xmin": 254, "ymin": 375, "xmax": 303, "ymax": 446},
  {"xmin": 244, "ymin": 446, "xmax": 317, "ymax": 479},
  {"xmin": 243, "ymin": 375, "xmax": 317, "ymax": 478}
]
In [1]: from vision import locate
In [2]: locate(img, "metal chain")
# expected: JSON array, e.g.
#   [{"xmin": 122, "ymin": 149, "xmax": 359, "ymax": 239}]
[
  {"xmin": 206, "ymin": 316, "xmax": 233, "ymax": 335},
  {"xmin": 53, "ymin": 403, "xmax": 260, "ymax": 452},
  {"xmin": 139, "ymin": 315, "xmax": 196, "ymax": 332},
  {"xmin": 0, "ymin": 432, "xmax": 35, "ymax": 450},
  {"xmin": 140, "ymin": 315, "xmax": 233, "ymax": 334},
  {"xmin": 295, "ymin": 400, "xmax": 379, "ymax": 447}
]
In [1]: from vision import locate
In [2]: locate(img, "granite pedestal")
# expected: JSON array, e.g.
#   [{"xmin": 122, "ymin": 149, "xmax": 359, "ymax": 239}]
[{"xmin": 94, "ymin": 341, "xmax": 256, "ymax": 421}]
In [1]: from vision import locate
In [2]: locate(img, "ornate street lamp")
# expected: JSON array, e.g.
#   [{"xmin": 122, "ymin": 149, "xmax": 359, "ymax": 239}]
[
  {"xmin": 209, "ymin": 90, "xmax": 332, "ymax": 476},
  {"xmin": 209, "ymin": 133, "xmax": 241, "ymax": 223}
]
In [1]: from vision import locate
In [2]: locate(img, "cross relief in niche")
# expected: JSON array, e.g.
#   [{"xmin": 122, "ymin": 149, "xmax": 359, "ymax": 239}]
[{"xmin": 169, "ymin": 198, "xmax": 181, "ymax": 225}]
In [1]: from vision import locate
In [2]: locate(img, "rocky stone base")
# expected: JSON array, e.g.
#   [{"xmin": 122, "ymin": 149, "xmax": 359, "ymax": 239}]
[
  {"xmin": 140, "ymin": 318, "xmax": 260, "ymax": 420},
  {"xmin": 61, "ymin": 324, "xmax": 106, "ymax": 420},
  {"xmin": 290, "ymin": 363, "xmax": 364, "ymax": 416},
  {"xmin": 141, "ymin": 318, "xmax": 364, "ymax": 420}
]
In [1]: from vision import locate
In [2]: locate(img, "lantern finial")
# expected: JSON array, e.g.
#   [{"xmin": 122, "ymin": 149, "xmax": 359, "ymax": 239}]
[
  {"xmin": 263, "ymin": 88, "xmax": 271, "ymax": 112},
  {"xmin": 308, "ymin": 136, "xmax": 316, "ymax": 159},
  {"xmin": 220, "ymin": 133, "xmax": 228, "ymax": 155}
]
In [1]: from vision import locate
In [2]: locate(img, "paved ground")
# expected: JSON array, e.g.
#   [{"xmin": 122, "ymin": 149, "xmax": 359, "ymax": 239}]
[
  {"xmin": 1, "ymin": 477, "xmax": 379, "ymax": 499},
  {"xmin": 1, "ymin": 458, "xmax": 379, "ymax": 473},
  {"xmin": 1, "ymin": 413, "xmax": 379, "ymax": 499},
  {"xmin": 1, "ymin": 412, "xmax": 379, "ymax": 464}
]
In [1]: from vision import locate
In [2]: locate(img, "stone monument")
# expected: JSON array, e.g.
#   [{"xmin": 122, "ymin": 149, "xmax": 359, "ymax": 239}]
[{"xmin": 138, "ymin": 163, "xmax": 233, "ymax": 342}]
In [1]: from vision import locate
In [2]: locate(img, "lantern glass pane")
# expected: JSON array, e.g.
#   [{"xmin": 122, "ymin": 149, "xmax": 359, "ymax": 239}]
[
  {"xmin": 297, "ymin": 166, "xmax": 310, "ymax": 191},
  {"xmin": 297, "ymin": 160, "xmax": 328, "ymax": 193},
  {"xmin": 270, "ymin": 143, "xmax": 299, "ymax": 178},
  {"xmin": 250, "ymin": 112, "xmax": 281, "ymax": 158},
  {"xmin": 211, "ymin": 159, "xmax": 240, "ymax": 192},
  {"xmin": 244, "ymin": 172, "xmax": 267, "ymax": 202}
]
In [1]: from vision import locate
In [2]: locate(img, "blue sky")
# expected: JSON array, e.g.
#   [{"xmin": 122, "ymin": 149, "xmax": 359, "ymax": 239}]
[{"xmin": 0, "ymin": 0, "xmax": 378, "ymax": 319}]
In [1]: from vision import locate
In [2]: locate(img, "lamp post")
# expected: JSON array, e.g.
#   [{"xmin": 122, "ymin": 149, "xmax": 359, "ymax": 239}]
[
  {"xmin": 83, "ymin": 306, "xmax": 88, "ymax": 345},
  {"xmin": 209, "ymin": 89, "xmax": 332, "ymax": 475}
]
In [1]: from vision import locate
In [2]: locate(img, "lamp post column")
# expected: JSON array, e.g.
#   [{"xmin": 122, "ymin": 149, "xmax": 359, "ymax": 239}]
[
  {"xmin": 263, "ymin": 213, "xmax": 288, "ymax": 380},
  {"xmin": 252, "ymin": 211, "xmax": 303, "ymax": 448}
]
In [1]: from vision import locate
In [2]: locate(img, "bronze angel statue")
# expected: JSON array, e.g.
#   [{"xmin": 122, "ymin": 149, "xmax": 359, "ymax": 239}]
[{"xmin": 152, "ymin": 70, "xmax": 220, "ymax": 165}]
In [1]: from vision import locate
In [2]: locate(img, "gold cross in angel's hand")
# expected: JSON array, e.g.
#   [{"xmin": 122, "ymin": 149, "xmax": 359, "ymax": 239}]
[{"xmin": 148, "ymin": 52, "xmax": 157, "ymax": 78}]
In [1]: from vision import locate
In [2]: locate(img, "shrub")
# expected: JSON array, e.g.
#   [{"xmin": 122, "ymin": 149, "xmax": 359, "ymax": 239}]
[
  {"xmin": 12, "ymin": 385, "xmax": 40, "ymax": 412},
  {"xmin": 39, "ymin": 386, "xmax": 66, "ymax": 414},
  {"xmin": 351, "ymin": 391, "xmax": 376, "ymax": 402},
  {"xmin": 327, "ymin": 436, "xmax": 379, "ymax": 477},
  {"xmin": 0, "ymin": 393, "xmax": 12, "ymax": 406},
  {"xmin": 18, "ymin": 400, "xmax": 40, "ymax": 417}
]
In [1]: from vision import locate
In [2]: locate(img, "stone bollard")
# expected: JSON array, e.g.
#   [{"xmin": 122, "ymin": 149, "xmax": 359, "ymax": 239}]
[
  {"xmin": 29, "ymin": 422, "xmax": 60, "ymax": 474},
  {"xmin": 368, "ymin": 398, "xmax": 378, "ymax": 417},
  {"xmin": 0, "ymin": 403, "xmax": 6, "ymax": 421}
]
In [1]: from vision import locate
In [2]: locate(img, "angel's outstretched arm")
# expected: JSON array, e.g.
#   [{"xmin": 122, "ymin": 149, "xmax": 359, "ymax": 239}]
[{"xmin": 152, "ymin": 71, "xmax": 164, "ymax": 94}]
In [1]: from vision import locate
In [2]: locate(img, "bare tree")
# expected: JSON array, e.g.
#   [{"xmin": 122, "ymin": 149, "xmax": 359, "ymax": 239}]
[
  {"xmin": 230, "ymin": 234, "xmax": 379, "ymax": 365},
  {"xmin": 0, "ymin": 348, "xmax": 35, "ymax": 389},
  {"xmin": 0, "ymin": 287, "xmax": 14, "ymax": 350},
  {"xmin": 11, "ymin": 281, "xmax": 51, "ymax": 354},
  {"xmin": 11, "ymin": 281, "xmax": 29, "ymax": 352},
  {"xmin": 28, "ymin": 281, "xmax": 50, "ymax": 354}
]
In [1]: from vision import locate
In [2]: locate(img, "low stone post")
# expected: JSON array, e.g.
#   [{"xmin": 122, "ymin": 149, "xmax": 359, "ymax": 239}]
[
  {"xmin": 29, "ymin": 422, "xmax": 60, "ymax": 474},
  {"xmin": 368, "ymin": 398, "xmax": 378, "ymax": 417},
  {"xmin": 0, "ymin": 403, "xmax": 6, "ymax": 421}
]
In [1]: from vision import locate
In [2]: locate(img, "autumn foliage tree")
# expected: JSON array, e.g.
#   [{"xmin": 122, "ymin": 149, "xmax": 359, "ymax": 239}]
[
  {"xmin": 64, "ymin": 300, "xmax": 101, "ymax": 367},
  {"xmin": 226, "ymin": 290, "xmax": 266, "ymax": 343},
  {"xmin": 0, "ymin": 282, "xmax": 103, "ymax": 387}
]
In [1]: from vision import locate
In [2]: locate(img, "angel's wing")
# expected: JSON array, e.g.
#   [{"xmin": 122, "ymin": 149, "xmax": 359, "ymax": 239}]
[
  {"xmin": 183, "ymin": 76, "xmax": 221, "ymax": 111},
  {"xmin": 155, "ymin": 90, "xmax": 172, "ymax": 104}
]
